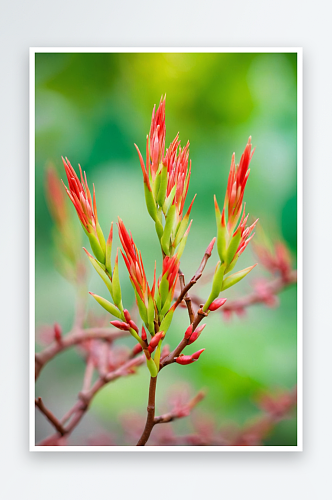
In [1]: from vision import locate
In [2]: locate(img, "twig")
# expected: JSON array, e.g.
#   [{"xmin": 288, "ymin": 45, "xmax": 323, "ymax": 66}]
[
  {"xmin": 35, "ymin": 327, "xmax": 129, "ymax": 380},
  {"xmin": 178, "ymin": 270, "xmax": 195, "ymax": 323},
  {"xmin": 160, "ymin": 305, "xmax": 208, "ymax": 369},
  {"xmin": 159, "ymin": 246, "xmax": 213, "ymax": 367},
  {"xmin": 151, "ymin": 387, "xmax": 297, "ymax": 446},
  {"xmin": 136, "ymin": 376, "xmax": 158, "ymax": 446},
  {"xmin": 136, "ymin": 389, "xmax": 205, "ymax": 446},
  {"xmin": 35, "ymin": 397, "xmax": 66, "ymax": 436},
  {"xmin": 191, "ymin": 270, "xmax": 297, "ymax": 315},
  {"xmin": 171, "ymin": 245, "xmax": 214, "ymax": 312},
  {"xmin": 36, "ymin": 355, "xmax": 145, "ymax": 445},
  {"xmin": 82, "ymin": 356, "xmax": 95, "ymax": 392},
  {"xmin": 161, "ymin": 271, "xmax": 297, "ymax": 370},
  {"xmin": 154, "ymin": 390, "xmax": 205, "ymax": 425}
]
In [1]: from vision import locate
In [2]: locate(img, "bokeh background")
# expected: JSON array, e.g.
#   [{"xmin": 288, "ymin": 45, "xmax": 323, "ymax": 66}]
[{"xmin": 35, "ymin": 52, "xmax": 297, "ymax": 446}]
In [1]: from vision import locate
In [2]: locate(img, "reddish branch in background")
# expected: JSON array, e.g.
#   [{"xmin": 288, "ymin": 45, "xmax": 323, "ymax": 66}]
[
  {"xmin": 85, "ymin": 385, "xmax": 297, "ymax": 447},
  {"xmin": 35, "ymin": 97, "xmax": 297, "ymax": 447}
]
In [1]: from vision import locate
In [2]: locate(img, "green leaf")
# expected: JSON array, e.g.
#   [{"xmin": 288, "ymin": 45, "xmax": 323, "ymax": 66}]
[
  {"xmin": 163, "ymin": 184, "xmax": 176, "ymax": 214},
  {"xmin": 155, "ymin": 289, "xmax": 161, "ymax": 312},
  {"xmin": 221, "ymin": 265, "xmax": 257, "ymax": 291},
  {"xmin": 153, "ymin": 342, "xmax": 162, "ymax": 371},
  {"xmin": 225, "ymin": 254, "xmax": 238, "ymax": 275},
  {"xmin": 85, "ymin": 250, "xmax": 113, "ymax": 296},
  {"xmin": 134, "ymin": 290, "xmax": 148, "ymax": 324},
  {"xmin": 161, "ymin": 204, "xmax": 176, "ymax": 255},
  {"xmin": 215, "ymin": 199, "xmax": 228, "ymax": 263},
  {"xmin": 112, "ymin": 253, "xmax": 122, "ymax": 310},
  {"xmin": 159, "ymin": 309, "xmax": 174, "ymax": 333},
  {"xmin": 177, "ymin": 221, "xmax": 192, "ymax": 259},
  {"xmin": 147, "ymin": 294, "xmax": 155, "ymax": 333},
  {"xmin": 226, "ymin": 230, "xmax": 241, "ymax": 266},
  {"xmin": 158, "ymin": 275, "xmax": 169, "ymax": 309},
  {"xmin": 157, "ymin": 163, "xmax": 168, "ymax": 207},
  {"xmin": 90, "ymin": 294, "xmax": 123, "ymax": 319},
  {"xmin": 173, "ymin": 216, "xmax": 189, "ymax": 248},
  {"xmin": 155, "ymin": 219, "xmax": 164, "ymax": 241},
  {"xmin": 146, "ymin": 357, "xmax": 158, "ymax": 377},
  {"xmin": 105, "ymin": 225, "xmax": 113, "ymax": 275},
  {"xmin": 153, "ymin": 167, "xmax": 162, "ymax": 201},
  {"xmin": 203, "ymin": 262, "xmax": 226, "ymax": 311},
  {"xmin": 217, "ymin": 221, "xmax": 228, "ymax": 264},
  {"xmin": 96, "ymin": 222, "xmax": 106, "ymax": 255},
  {"xmin": 160, "ymin": 295, "xmax": 172, "ymax": 316},
  {"xmin": 211, "ymin": 262, "xmax": 226, "ymax": 297},
  {"xmin": 144, "ymin": 183, "xmax": 157, "ymax": 221},
  {"xmin": 87, "ymin": 232, "xmax": 105, "ymax": 264}
]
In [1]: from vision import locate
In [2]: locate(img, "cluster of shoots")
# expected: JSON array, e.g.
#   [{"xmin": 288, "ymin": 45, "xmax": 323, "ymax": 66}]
[{"xmin": 61, "ymin": 96, "xmax": 258, "ymax": 380}]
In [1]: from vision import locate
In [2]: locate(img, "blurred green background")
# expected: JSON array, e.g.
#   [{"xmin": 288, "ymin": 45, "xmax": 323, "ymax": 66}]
[{"xmin": 35, "ymin": 52, "xmax": 297, "ymax": 446}]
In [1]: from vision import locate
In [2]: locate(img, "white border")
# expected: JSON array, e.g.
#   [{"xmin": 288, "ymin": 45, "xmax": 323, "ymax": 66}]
[
  {"xmin": 30, "ymin": 47, "xmax": 303, "ymax": 452},
  {"xmin": 29, "ymin": 48, "xmax": 36, "ymax": 451}
]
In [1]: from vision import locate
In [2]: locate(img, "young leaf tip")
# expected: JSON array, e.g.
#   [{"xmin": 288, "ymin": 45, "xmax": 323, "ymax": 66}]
[
  {"xmin": 83, "ymin": 247, "xmax": 93, "ymax": 258},
  {"xmin": 208, "ymin": 297, "xmax": 227, "ymax": 311},
  {"xmin": 206, "ymin": 237, "xmax": 217, "ymax": 256},
  {"xmin": 192, "ymin": 348, "xmax": 205, "ymax": 360}
]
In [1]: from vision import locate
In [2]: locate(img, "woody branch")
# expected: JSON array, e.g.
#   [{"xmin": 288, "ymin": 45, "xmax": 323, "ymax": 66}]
[
  {"xmin": 136, "ymin": 243, "xmax": 214, "ymax": 445},
  {"xmin": 36, "ymin": 355, "xmax": 145, "ymax": 445},
  {"xmin": 190, "ymin": 270, "xmax": 297, "ymax": 316},
  {"xmin": 35, "ymin": 326, "xmax": 129, "ymax": 380}
]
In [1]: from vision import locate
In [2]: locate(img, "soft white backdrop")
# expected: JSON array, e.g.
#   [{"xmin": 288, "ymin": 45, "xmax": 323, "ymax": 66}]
[{"xmin": 1, "ymin": 0, "xmax": 328, "ymax": 498}]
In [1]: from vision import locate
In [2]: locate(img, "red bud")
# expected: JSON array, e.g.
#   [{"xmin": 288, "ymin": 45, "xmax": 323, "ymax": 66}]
[
  {"xmin": 208, "ymin": 297, "xmax": 227, "ymax": 311},
  {"xmin": 123, "ymin": 309, "xmax": 131, "ymax": 323},
  {"xmin": 129, "ymin": 320, "xmax": 139, "ymax": 333},
  {"xmin": 110, "ymin": 321, "xmax": 130, "ymax": 331},
  {"xmin": 187, "ymin": 324, "xmax": 206, "ymax": 345},
  {"xmin": 54, "ymin": 323, "xmax": 62, "ymax": 342},
  {"xmin": 175, "ymin": 348, "xmax": 205, "ymax": 365},
  {"xmin": 148, "ymin": 331, "xmax": 165, "ymax": 352},
  {"xmin": 184, "ymin": 325, "xmax": 193, "ymax": 339},
  {"xmin": 175, "ymin": 354, "xmax": 194, "ymax": 365},
  {"xmin": 191, "ymin": 348, "xmax": 205, "ymax": 360},
  {"xmin": 132, "ymin": 344, "xmax": 143, "ymax": 355},
  {"xmin": 141, "ymin": 326, "xmax": 147, "ymax": 341},
  {"xmin": 206, "ymin": 237, "xmax": 216, "ymax": 257}
]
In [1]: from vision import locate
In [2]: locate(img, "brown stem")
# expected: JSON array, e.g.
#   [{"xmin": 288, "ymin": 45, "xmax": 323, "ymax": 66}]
[
  {"xmin": 160, "ymin": 306, "xmax": 207, "ymax": 369},
  {"xmin": 178, "ymin": 270, "xmax": 195, "ymax": 323},
  {"xmin": 135, "ymin": 242, "xmax": 215, "ymax": 445},
  {"xmin": 136, "ymin": 376, "xmax": 158, "ymax": 446},
  {"xmin": 35, "ymin": 397, "xmax": 66, "ymax": 436},
  {"xmin": 171, "ymin": 245, "xmax": 214, "ymax": 313},
  {"xmin": 154, "ymin": 390, "xmax": 205, "ymax": 424},
  {"xmin": 36, "ymin": 355, "xmax": 145, "ymax": 445}
]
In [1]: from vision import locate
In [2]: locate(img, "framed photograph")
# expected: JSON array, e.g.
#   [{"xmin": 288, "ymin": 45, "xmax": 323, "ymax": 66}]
[{"xmin": 30, "ymin": 48, "xmax": 302, "ymax": 451}]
